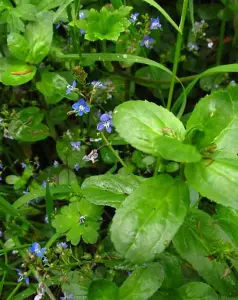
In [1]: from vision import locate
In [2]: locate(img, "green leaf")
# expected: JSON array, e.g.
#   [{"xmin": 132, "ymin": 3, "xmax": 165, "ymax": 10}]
[
  {"xmin": 142, "ymin": 0, "xmax": 180, "ymax": 33},
  {"xmin": 113, "ymin": 100, "xmax": 201, "ymax": 162},
  {"xmin": 35, "ymin": 0, "xmax": 66, "ymax": 11},
  {"xmin": 7, "ymin": 33, "xmax": 29, "ymax": 61},
  {"xmin": 9, "ymin": 122, "xmax": 49, "ymax": 142},
  {"xmin": 88, "ymin": 280, "xmax": 119, "ymax": 300},
  {"xmin": 110, "ymin": 175, "xmax": 189, "ymax": 263},
  {"xmin": 5, "ymin": 175, "xmax": 19, "ymax": 185},
  {"xmin": 49, "ymin": 103, "xmax": 70, "ymax": 125},
  {"xmin": 85, "ymin": 6, "xmax": 132, "ymax": 41},
  {"xmin": 155, "ymin": 252, "xmax": 183, "ymax": 289},
  {"xmin": 52, "ymin": 200, "xmax": 103, "ymax": 245},
  {"xmin": 25, "ymin": 11, "xmax": 53, "ymax": 64},
  {"xmin": 185, "ymin": 152, "xmax": 238, "ymax": 209},
  {"xmin": 186, "ymin": 87, "xmax": 238, "ymax": 154},
  {"xmin": 15, "ymin": 4, "xmax": 38, "ymax": 21},
  {"xmin": 110, "ymin": 0, "xmax": 123, "ymax": 9},
  {"xmin": 81, "ymin": 174, "xmax": 144, "ymax": 208},
  {"xmin": 173, "ymin": 209, "xmax": 238, "ymax": 296},
  {"xmin": 119, "ymin": 263, "xmax": 164, "ymax": 300},
  {"xmin": 178, "ymin": 282, "xmax": 218, "ymax": 299},
  {"xmin": 0, "ymin": 58, "xmax": 36, "ymax": 86},
  {"xmin": 45, "ymin": 181, "xmax": 53, "ymax": 224},
  {"xmin": 215, "ymin": 205, "xmax": 238, "ymax": 247}
]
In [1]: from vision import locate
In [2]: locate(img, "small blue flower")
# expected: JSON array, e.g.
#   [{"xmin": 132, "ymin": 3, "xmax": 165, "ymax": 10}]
[
  {"xmin": 60, "ymin": 292, "xmax": 74, "ymax": 300},
  {"xmin": 53, "ymin": 160, "xmax": 59, "ymax": 168},
  {"xmin": 44, "ymin": 215, "xmax": 49, "ymax": 224},
  {"xmin": 16, "ymin": 269, "xmax": 29, "ymax": 285},
  {"xmin": 97, "ymin": 113, "xmax": 113, "ymax": 133},
  {"xmin": 91, "ymin": 81, "xmax": 106, "ymax": 89},
  {"xmin": 55, "ymin": 21, "xmax": 63, "ymax": 29},
  {"xmin": 57, "ymin": 242, "xmax": 68, "ymax": 249},
  {"xmin": 150, "ymin": 17, "xmax": 162, "ymax": 30},
  {"xmin": 187, "ymin": 42, "xmax": 199, "ymax": 52},
  {"xmin": 140, "ymin": 35, "xmax": 155, "ymax": 48},
  {"xmin": 21, "ymin": 162, "xmax": 27, "ymax": 169},
  {"xmin": 80, "ymin": 29, "xmax": 85, "ymax": 35},
  {"xmin": 42, "ymin": 181, "xmax": 46, "ymax": 189},
  {"xmin": 71, "ymin": 141, "xmax": 81, "ymax": 151},
  {"xmin": 72, "ymin": 99, "xmax": 90, "ymax": 116},
  {"xmin": 130, "ymin": 12, "xmax": 139, "ymax": 23},
  {"xmin": 74, "ymin": 163, "xmax": 80, "ymax": 171},
  {"xmin": 79, "ymin": 12, "xmax": 85, "ymax": 19},
  {"xmin": 66, "ymin": 81, "xmax": 77, "ymax": 95},
  {"xmin": 0, "ymin": 163, "xmax": 3, "ymax": 169},
  {"xmin": 29, "ymin": 242, "xmax": 46, "ymax": 258}
]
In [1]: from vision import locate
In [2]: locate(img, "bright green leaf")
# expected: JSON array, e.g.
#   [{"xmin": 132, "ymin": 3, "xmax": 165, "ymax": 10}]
[
  {"xmin": 178, "ymin": 282, "xmax": 218, "ymax": 299},
  {"xmin": 119, "ymin": 263, "xmax": 164, "ymax": 300},
  {"xmin": 7, "ymin": 33, "xmax": 29, "ymax": 61},
  {"xmin": 88, "ymin": 280, "xmax": 119, "ymax": 300},
  {"xmin": 110, "ymin": 175, "xmax": 189, "ymax": 263},
  {"xmin": 113, "ymin": 100, "xmax": 201, "ymax": 162}
]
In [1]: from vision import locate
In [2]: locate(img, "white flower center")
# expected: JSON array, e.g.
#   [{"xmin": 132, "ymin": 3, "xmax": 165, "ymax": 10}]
[
  {"xmin": 103, "ymin": 121, "xmax": 110, "ymax": 128},
  {"xmin": 79, "ymin": 105, "xmax": 84, "ymax": 111}
]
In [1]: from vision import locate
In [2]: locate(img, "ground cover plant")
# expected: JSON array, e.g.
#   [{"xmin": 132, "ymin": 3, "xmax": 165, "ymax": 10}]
[{"xmin": 0, "ymin": 0, "xmax": 238, "ymax": 299}]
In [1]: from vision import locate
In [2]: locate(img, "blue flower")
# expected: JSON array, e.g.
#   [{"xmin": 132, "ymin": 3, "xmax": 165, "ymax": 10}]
[
  {"xmin": 187, "ymin": 42, "xmax": 199, "ymax": 52},
  {"xmin": 140, "ymin": 35, "xmax": 155, "ymax": 48},
  {"xmin": 16, "ymin": 269, "xmax": 29, "ymax": 285},
  {"xmin": 72, "ymin": 99, "xmax": 90, "ymax": 116},
  {"xmin": 71, "ymin": 141, "xmax": 81, "ymax": 151},
  {"xmin": 29, "ymin": 242, "xmax": 46, "ymax": 258},
  {"xmin": 79, "ymin": 12, "xmax": 85, "ymax": 19},
  {"xmin": 56, "ymin": 21, "xmax": 63, "ymax": 29},
  {"xmin": 57, "ymin": 242, "xmax": 68, "ymax": 249},
  {"xmin": 21, "ymin": 162, "xmax": 27, "ymax": 169},
  {"xmin": 60, "ymin": 292, "xmax": 74, "ymax": 300},
  {"xmin": 66, "ymin": 81, "xmax": 76, "ymax": 95},
  {"xmin": 0, "ymin": 163, "xmax": 3, "ymax": 170},
  {"xmin": 150, "ymin": 17, "xmax": 162, "ymax": 30},
  {"xmin": 80, "ymin": 29, "xmax": 85, "ymax": 35},
  {"xmin": 53, "ymin": 160, "xmax": 59, "ymax": 168},
  {"xmin": 97, "ymin": 113, "xmax": 113, "ymax": 133},
  {"xmin": 130, "ymin": 12, "xmax": 139, "ymax": 23},
  {"xmin": 42, "ymin": 181, "xmax": 46, "ymax": 189},
  {"xmin": 91, "ymin": 81, "xmax": 106, "ymax": 89},
  {"xmin": 44, "ymin": 215, "xmax": 49, "ymax": 224},
  {"xmin": 74, "ymin": 163, "xmax": 80, "ymax": 171}
]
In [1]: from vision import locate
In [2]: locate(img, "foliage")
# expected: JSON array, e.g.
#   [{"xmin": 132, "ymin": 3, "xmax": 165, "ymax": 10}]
[{"xmin": 0, "ymin": 0, "xmax": 238, "ymax": 299}]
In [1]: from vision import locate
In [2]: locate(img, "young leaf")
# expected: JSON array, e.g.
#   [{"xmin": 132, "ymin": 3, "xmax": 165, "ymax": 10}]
[
  {"xmin": 185, "ymin": 152, "xmax": 238, "ymax": 209},
  {"xmin": 24, "ymin": 11, "xmax": 53, "ymax": 64},
  {"xmin": 113, "ymin": 100, "xmax": 201, "ymax": 162},
  {"xmin": 119, "ymin": 263, "xmax": 164, "ymax": 300},
  {"xmin": 7, "ymin": 33, "xmax": 29, "ymax": 61},
  {"xmin": 173, "ymin": 209, "xmax": 238, "ymax": 296},
  {"xmin": 88, "ymin": 280, "xmax": 119, "ymax": 300},
  {"xmin": 52, "ymin": 200, "xmax": 103, "ymax": 245},
  {"xmin": 81, "ymin": 174, "xmax": 144, "ymax": 208},
  {"xmin": 110, "ymin": 174, "xmax": 189, "ymax": 263},
  {"xmin": 178, "ymin": 282, "xmax": 218, "ymax": 299}
]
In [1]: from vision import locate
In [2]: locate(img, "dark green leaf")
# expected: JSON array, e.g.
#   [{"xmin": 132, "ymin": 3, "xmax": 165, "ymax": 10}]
[
  {"xmin": 88, "ymin": 280, "xmax": 119, "ymax": 300},
  {"xmin": 111, "ymin": 175, "xmax": 189, "ymax": 263},
  {"xmin": 178, "ymin": 282, "xmax": 218, "ymax": 299}
]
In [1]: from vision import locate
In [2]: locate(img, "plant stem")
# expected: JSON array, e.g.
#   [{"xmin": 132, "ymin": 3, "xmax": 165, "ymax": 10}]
[
  {"xmin": 153, "ymin": 156, "xmax": 161, "ymax": 176},
  {"xmin": 100, "ymin": 132, "xmax": 128, "ymax": 170},
  {"xmin": 6, "ymin": 282, "xmax": 23, "ymax": 300},
  {"xmin": 216, "ymin": 1, "xmax": 228, "ymax": 65},
  {"xmin": 45, "ymin": 233, "xmax": 61, "ymax": 249},
  {"xmin": 167, "ymin": 0, "xmax": 189, "ymax": 111}
]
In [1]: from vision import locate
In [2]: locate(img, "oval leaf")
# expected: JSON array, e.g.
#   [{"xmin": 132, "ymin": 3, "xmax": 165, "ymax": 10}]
[
  {"xmin": 7, "ymin": 33, "xmax": 29, "ymax": 61},
  {"xmin": 113, "ymin": 101, "xmax": 200, "ymax": 162},
  {"xmin": 110, "ymin": 174, "xmax": 189, "ymax": 263},
  {"xmin": 178, "ymin": 282, "xmax": 218, "ymax": 300},
  {"xmin": 88, "ymin": 280, "xmax": 119, "ymax": 300},
  {"xmin": 119, "ymin": 263, "xmax": 164, "ymax": 300}
]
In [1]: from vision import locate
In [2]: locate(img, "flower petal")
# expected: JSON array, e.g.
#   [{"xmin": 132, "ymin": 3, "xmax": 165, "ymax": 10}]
[
  {"xmin": 97, "ymin": 122, "xmax": 104, "ymax": 131},
  {"xmin": 100, "ymin": 113, "xmax": 110, "ymax": 122}
]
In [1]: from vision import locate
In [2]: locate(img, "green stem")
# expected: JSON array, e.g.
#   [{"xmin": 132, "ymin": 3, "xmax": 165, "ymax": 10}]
[
  {"xmin": 6, "ymin": 282, "xmax": 23, "ymax": 300},
  {"xmin": 45, "ymin": 233, "xmax": 61, "ymax": 249},
  {"xmin": 100, "ymin": 132, "xmax": 128, "ymax": 170},
  {"xmin": 167, "ymin": 0, "xmax": 189, "ymax": 111},
  {"xmin": 153, "ymin": 156, "xmax": 161, "ymax": 177},
  {"xmin": 216, "ymin": 1, "xmax": 228, "ymax": 65},
  {"xmin": 67, "ymin": 5, "xmax": 77, "ymax": 53}
]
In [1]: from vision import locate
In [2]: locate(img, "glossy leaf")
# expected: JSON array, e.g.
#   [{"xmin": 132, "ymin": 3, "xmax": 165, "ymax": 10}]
[
  {"xmin": 7, "ymin": 33, "xmax": 29, "ymax": 61},
  {"xmin": 88, "ymin": 280, "xmax": 119, "ymax": 300},
  {"xmin": 119, "ymin": 263, "xmax": 164, "ymax": 300},
  {"xmin": 185, "ymin": 152, "xmax": 238, "ymax": 209},
  {"xmin": 111, "ymin": 175, "xmax": 189, "ymax": 263},
  {"xmin": 81, "ymin": 174, "xmax": 144, "ymax": 208},
  {"xmin": 186, "ymin": 87, "xmax": 238, "ymax": 154},
  {"xmin": 25, "ymin": 11, "xmax": 53, "ymax": 64},
  {"xmin": 113, "ymin": 100, "xmax": 201, "ymax": 162},
  {"xmin": 173, "ymin": 209, "xmax": 238, "ymax": 296},
  {"xmin": 178, "ymin": 282, "xmax": 218, "ymax": 299}
]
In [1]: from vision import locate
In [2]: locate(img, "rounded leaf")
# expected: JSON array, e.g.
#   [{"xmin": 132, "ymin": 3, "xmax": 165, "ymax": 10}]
[
  {"xmin": 88, "ymin": 280, "xmax": 119, "ymax": 300},
  {"xmin": 178, "ymin": 282, "xmax": 218, "ymax": 299},
  {"xmin": 110, "ymin": 174, "xmax": 189, "ymax": 263},
  {"xmin": 7, "ymin": 33, "xmax": 29, "ymax": 61}
]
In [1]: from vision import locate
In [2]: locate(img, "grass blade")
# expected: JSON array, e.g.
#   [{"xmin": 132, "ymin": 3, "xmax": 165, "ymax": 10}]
[{"xmin": 45, "ymin": 181, "xmax": 53, "ymax": 224}]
